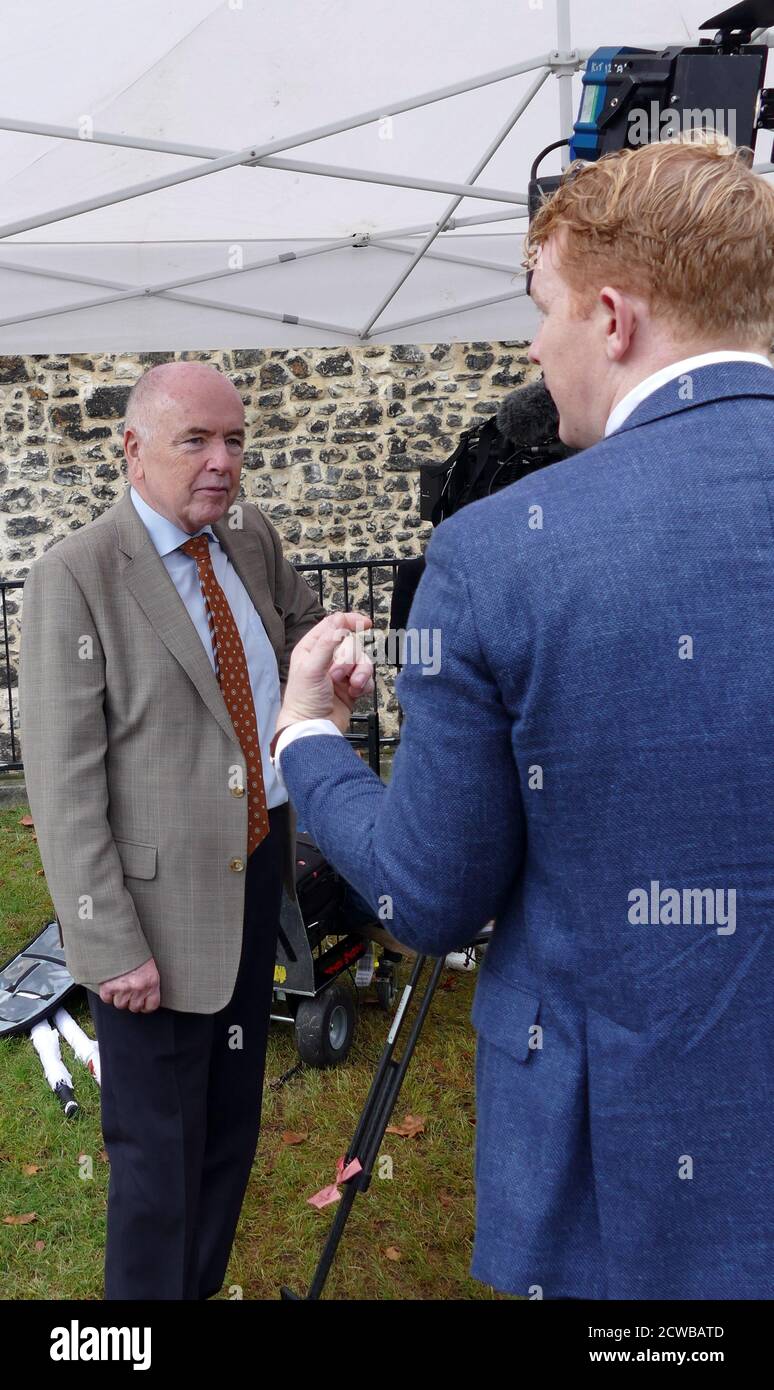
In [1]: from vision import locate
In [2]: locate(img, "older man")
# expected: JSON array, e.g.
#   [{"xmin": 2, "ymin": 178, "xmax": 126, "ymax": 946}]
[
  {"xmin": 19, "ymin": 361, "xmax": 326, "ymax": 1299},
  {"xmin": 270, "ymin": 136, "xmax": 774, "ymax": 1299}
]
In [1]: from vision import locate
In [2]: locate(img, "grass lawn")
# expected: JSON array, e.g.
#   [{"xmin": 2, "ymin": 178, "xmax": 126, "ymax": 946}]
[{"xmin": 0, "ymin": 801, "xmax": 507, "ymax": 1300}]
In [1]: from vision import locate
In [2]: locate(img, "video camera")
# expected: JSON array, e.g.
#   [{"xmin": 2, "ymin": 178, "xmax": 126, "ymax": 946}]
[
  {"xmin": 530, "ymin": 0, "xmax": 774, "ymax": 226},
  {"xmin": 419, "ymin": 382, "xmax": 576, "ymax": 527},
  {"xmin": 420, "ymin": 0, "xmax": 774, "ymax": 527}
]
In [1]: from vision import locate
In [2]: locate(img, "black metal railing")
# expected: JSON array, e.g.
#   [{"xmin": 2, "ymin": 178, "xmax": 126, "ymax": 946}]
[
  {"xmin": 293, "ymin": 559, "xmax": 408, "ymax": 776},
  {"xmin": 1, "ymin": 580, "xmax": 23, "ymax": 773},
  {"xmin": 1, "ymin": 559, "xmax": 409, "ymax": 777}
]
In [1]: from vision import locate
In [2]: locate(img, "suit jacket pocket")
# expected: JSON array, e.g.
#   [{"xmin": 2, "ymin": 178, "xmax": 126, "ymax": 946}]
[
  {"xmin": 471, "ymin": 966, "xmax": 541, "ymax": 1062},
  {"xmin": 114, "ymin": 837, "xmax": 157, "ymax": 880}
]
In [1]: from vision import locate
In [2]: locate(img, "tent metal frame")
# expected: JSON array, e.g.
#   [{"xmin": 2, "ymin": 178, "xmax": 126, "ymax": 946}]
[{"xmin": 0, "ymin": 2, "xmax": 771, "ymax": 342}]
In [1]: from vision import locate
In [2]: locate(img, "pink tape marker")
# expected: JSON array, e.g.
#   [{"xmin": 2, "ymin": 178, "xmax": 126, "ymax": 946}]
[{"xmin": 308, "ymin": 1154, "xmax": 363, "ymax": 1209}]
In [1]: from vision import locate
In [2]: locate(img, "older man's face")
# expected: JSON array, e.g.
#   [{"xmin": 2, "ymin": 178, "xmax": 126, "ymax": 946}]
[
  {"xmin": 127, "ymin": 371, "xmax": 245, "ymax": 533},
  {"xmin": 527, "ymin": 234, "xmax": 613, "ymax": 450}
]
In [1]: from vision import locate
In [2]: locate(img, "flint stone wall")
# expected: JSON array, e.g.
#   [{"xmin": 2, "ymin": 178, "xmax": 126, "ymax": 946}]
[{"xmin": 0, "ymin": 342, "xmax": 538, "ymax": 762}]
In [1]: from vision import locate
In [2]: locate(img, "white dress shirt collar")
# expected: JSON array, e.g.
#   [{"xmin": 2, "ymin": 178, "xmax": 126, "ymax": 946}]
[{"xmin": 604, "ymin": 351, "xmax": 773, "ymax": 438}]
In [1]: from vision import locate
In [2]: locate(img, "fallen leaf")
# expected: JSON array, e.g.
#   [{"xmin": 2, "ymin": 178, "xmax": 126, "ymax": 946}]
[
  {"xmin": 19, "ymin": 815, "xmax": 34, "ymax": 828},
  {"xmin": 3, "ymin": 1212, "xmax": 38, "ymax": 1225},
  {"xmin": 386, "ymin": 1113, "xmax": 425, "ymax": 1139},
  {"xmin": 98, "ymin": 1149, "xmax": 109, "ymax": 1164},
  {"xmin": 36, "ymin": 868, "xmax": 45, "ymax": 876},
  {"xmin": 438, "ymin": 1190, "xmax": 454, "ymax": 1208},
  {"xmin": 22, "ymin": 1164, "xmax": 42, "ymax": 1176},
  {"xmin": 440, "ymin": 977, "xmax": 457, "ymax": 992},
  {"xmin": 34, "ymin": 1240, "xmax": 45, "ymax": 1252},
  {"xmin": 281, "ymin": 1131, "xmax": 308, "ymax": 1146},
  {"xmin": 384, "ymin": 1246, "xmax": 402, "ymax": 1262}
]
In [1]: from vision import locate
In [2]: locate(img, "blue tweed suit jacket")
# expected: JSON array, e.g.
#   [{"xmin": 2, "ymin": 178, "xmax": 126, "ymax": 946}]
[{"xmin": 281, "ymin": 361, "xmax": 774, "ymax": 1299}]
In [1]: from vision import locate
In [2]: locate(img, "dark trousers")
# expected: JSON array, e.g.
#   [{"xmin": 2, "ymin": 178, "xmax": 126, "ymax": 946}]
[{"xmin": 87, "ymin": 807, "xmax": 285, "ymax": 1300}]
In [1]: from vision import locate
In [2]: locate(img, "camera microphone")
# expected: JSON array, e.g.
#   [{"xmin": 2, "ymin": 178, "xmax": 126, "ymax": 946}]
[{"xmin": 496, "ymin": 379, "xmax": 561, "ymax": 447}]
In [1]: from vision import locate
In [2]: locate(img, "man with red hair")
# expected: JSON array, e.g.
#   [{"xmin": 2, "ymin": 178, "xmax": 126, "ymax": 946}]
[{"xmin": 271, "ymin": 134, "xmax": 774, "ymax": 1300}]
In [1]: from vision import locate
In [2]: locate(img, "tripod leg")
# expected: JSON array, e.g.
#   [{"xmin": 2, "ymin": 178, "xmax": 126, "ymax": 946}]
[{"xmin": 283, "ymin": 952, "xmax": 448, "ymax": 1299}]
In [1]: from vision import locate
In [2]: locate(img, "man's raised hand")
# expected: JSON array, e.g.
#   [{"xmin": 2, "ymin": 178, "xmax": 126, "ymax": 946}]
[{"xmin": 276, "ymin": 611, "xmax": 375, "ymax": 737}]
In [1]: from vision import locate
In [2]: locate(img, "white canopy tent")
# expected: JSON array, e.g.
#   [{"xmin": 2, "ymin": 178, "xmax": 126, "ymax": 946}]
[{"xmin": 0, "ymin": 0, "xmax": 771, "ymax": 351}]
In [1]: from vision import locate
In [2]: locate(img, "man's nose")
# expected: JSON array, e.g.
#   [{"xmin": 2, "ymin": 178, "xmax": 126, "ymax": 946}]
[
  {"xmin": 206, "ymin": 440, "xmax": 235, "ymax": 471},
  {"xmin": 528, "ymin": 334, "xmax": 541, "ymax": 366}
]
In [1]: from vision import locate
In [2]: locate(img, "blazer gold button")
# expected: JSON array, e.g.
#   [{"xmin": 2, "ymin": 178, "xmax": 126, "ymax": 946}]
[
  {"xmin": 231, "ymin": 785, "xmax": 246, "ymax": 797},
  {"xmin": 229, "ymin": 857, "xmax": 245, "ymax": 872}
]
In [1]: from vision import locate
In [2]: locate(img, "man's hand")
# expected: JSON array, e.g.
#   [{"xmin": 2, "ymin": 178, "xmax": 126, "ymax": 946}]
[
  {"xmin": 276, "ymin": 611, "xmax": 375, "ymax": 738},
  {"xmin": 99, "ymin": 957, "xmax": 161, "ymax": 1012}
]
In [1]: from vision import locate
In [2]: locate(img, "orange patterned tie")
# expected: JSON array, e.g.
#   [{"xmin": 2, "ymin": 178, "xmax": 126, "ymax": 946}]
[{"xmin": 180, "ymin": 534, "xmax": 270, "ymax": 855}]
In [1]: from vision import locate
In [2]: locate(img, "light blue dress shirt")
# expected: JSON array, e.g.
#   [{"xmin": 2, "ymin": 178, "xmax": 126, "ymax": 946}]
[{"xmin": 130, "ymin": 485, "xmax": 288, "ymax": 808}]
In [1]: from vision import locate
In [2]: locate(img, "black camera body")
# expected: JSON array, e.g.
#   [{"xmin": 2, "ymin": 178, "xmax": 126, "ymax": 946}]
[
  {"xmin": 419, "ymin": 385, "xmax": 576, "ymax": 526},
  {"xmin": 530, "ymin": 1, "xmax": 774, "ymax": 226}
]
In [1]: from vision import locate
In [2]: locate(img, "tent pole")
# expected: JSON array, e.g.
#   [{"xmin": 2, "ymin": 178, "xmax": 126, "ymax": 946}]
[
  {"xmin": 358, "ymin": 66, "xmax": 551, "ymax": 338},
  {"xmin": 370, "ymin": 238, "xmax": 522, "ymax": 275},
  {"xmin": 0, "ymin": 229, "xmax": 528, "ymax": 332},
  {"xmin": 371, "ymin": 287, "xmax": 527, "ymax": 338},
  {"xmin": 555, "ymin": 0, "xmax": 575, "ymax": 168},
  {"xmin": 0, "ymin": 118, "xmax": 526, "ymax": 207},
  {"xmin": 0, "ymin": 240, "xmax": 359, "ymax": 331},
  {"xmin": 0, "ymin": 283, "xmax": 357, "ymax": 337},
  {"xmin": 371, "ymin": 209, "xmax": 529, "ymax": 240},
  {"xmin": 0, "ymin": 53, "xmax": 555, "ymax": 242},
  {"xmin": 247, "ymin": 156, "xmax": 526, "ymax": 205}
]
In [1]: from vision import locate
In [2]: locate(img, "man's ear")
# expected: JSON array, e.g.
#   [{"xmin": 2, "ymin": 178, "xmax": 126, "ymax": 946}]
[
  {"xmin": 599, "ymin": 286, "xmax": 637, "ymax": 362},
  {"xmin": 123, "ymin": 428, "xmax": 140, "ymax": 477}
]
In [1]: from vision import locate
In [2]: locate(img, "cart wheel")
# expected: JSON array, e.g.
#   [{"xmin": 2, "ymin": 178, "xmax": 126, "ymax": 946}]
[
  {"xmin": 294, "ymin": 984, "xmax": 356, "ymax": 1068},
  {"xmin": 375, "ymin": 962, "xmax": 398, "ymax": 1012}
]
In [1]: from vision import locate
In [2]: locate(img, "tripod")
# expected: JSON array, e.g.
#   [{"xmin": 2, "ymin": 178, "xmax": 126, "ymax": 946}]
[{"xmin": 280, "ymin": 924, "xmax": 492, "ymax": 1300}]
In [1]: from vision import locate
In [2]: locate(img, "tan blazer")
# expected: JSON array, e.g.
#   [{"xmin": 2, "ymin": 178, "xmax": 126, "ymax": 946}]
[{"xmin": 18, "ymin": 485, "xmax": 326, "ymax": 1012}]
